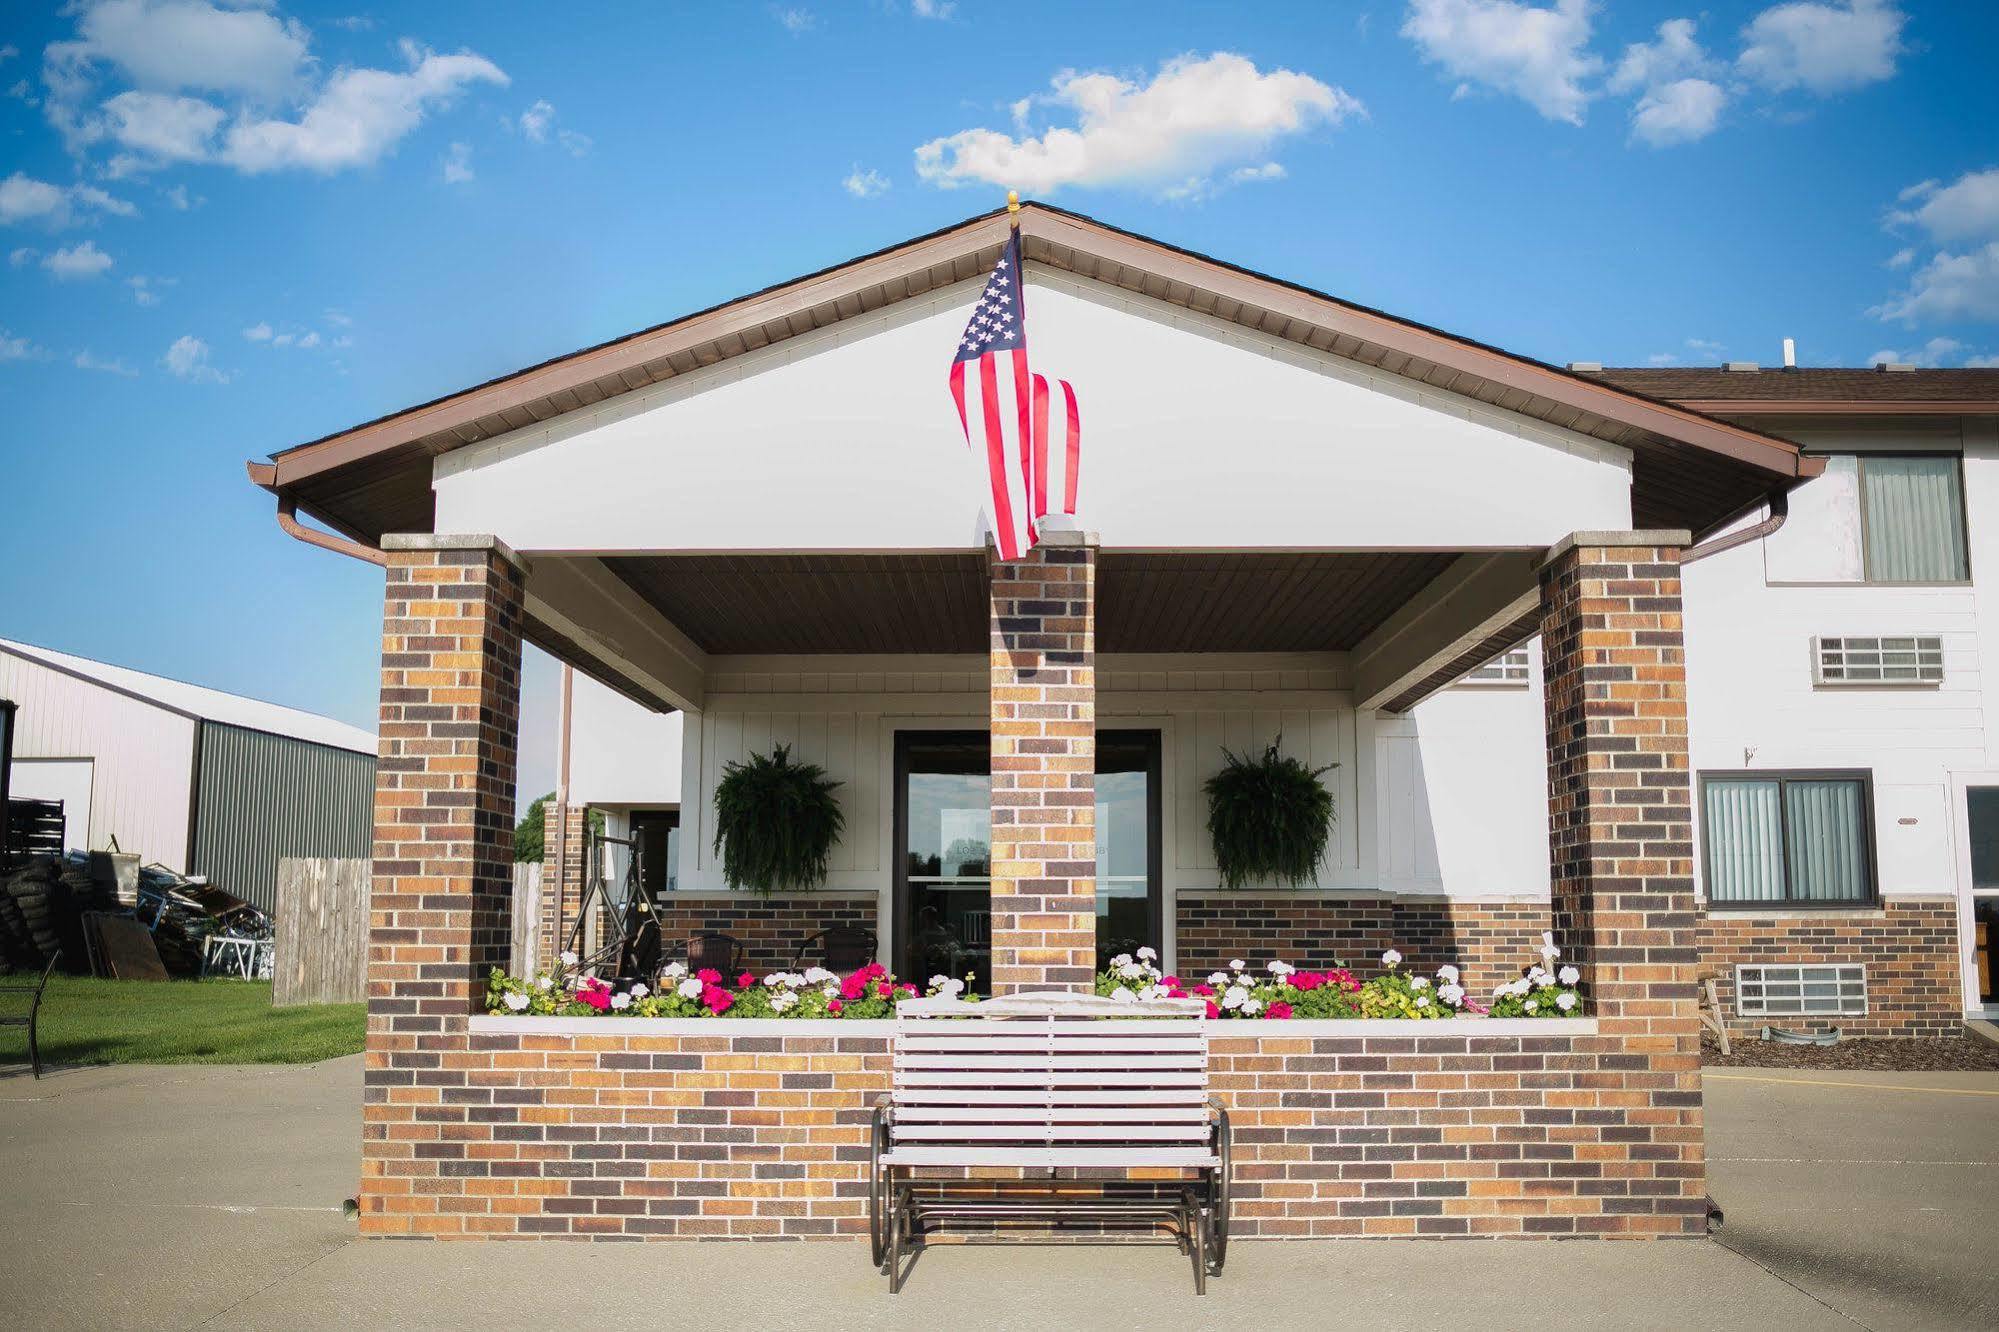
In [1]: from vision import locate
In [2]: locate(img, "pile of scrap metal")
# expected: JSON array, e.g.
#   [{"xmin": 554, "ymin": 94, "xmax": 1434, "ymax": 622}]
[{"xmin": 0, "ymin": 853, "xmax": 272, "ymax": 981}]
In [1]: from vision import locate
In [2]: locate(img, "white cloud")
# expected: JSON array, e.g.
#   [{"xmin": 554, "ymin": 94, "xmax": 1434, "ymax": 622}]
[
  {"xmin": 842, "ymin": 165, "xmax": 889, "ymax": 198},
  {"xmin": 329, "ymin": 15, "xmax": 375, "ymax": 32},
  {"xmin": 441, "ymin": 140, "xmax": 473, "ymax": 183},
  {"xmin": 1737, "ymin": 0, "xmax": 1906, "ymax": 95},
  {"xmin": 9, "ymin": 247, "xmax": 36, "ymax": 267},
  {"xmin": 44, "ymin": 240, "xmax": 114, "ymax": 279},
  {"xmin": 98, "ymin": 89, "xmax": 226, "ymax": 163},
  {"xmin": 243, "ymin": 321, "xmax": 274, "ymax": 342},
  {"xmin": 221, "ymin": 47, "xmax": 507, "ymax": 173},
  {"xmin": 0, "ymin": 173, "xmax": 70, "ymax": 225},
  {"xmin": 1889, "ymin": 168, "xmax": 1999, "ymax": 246},
  {"xmin": 1886, "ymin": 246, "xmax": 1914, "ymax": 269},
  {"xmin": 1966, "ymin": 354, "xmax": 1999, "ymax": 369},
  {"xmin": 1401, "ymin": 0, "xmax": 1600, "ymax": 126},
  {"xmin": 2, "ymin": 328, "xmax": 44, "ymax": 361},
  {"xmin": 127, "ymin": 274, "xmax": 164, "ymax": 305},
  {"xmin": 1874, "ymin": 243, "xmax": 1999, "ymax": 325},
  {"xmin": 911, "ymin": 0, "xmax": 955, "ymax": 17},
  {"xmin": 773, "ymin": 7, "xmax": 815, "ymax": 34},
  {"xmin": 519, "ymin": 98, "xmax": 554, "ymax": 142},
  {"xmin": 1629, "ymin": 78, "xmax": 1725, "ymax": 147},
  {"xmin": 1865, "ymin": 336, "xmax": 1964, "ymax": 368},
  {"xmin": 52, "ymin": 0, "xmax": 311, "ymax": 101},
  {"xmin": 163, "ymin": 333, "xmax": 227, "ymax": 382},
  {"xmin": 915, "ymin": 52, "xmax": 1361, "ymax": 197},
  {"xmin": 1686, "ymin": 336, "xmax": 1727, "ymax": 357},
  {"xmin": 0, "ymin": 44, "xmax": 17, "ymax": 65},
  {"xmin": 557, "ymin": 128, "xmax": 591, "ymax": 156},
  {"xmin": 74, "ymin": 349, "xmax": 138, "ymax": 375},
  {"xmin": 1645, "ymin": 352, "xmax": 1680, "ymax": 365},
  {"xmin": 1228, "ymin": 161, "xmax": 1287, "ymax": 184},
  {"xmin": 1608, "ymin": 18, "xmax": 1719, "ymax": 94}
]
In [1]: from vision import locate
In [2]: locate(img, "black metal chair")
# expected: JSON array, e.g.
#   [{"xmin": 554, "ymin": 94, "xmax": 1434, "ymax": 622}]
[
  {"xmin": 1, "ymin": 952, "xmax": 60, "ymax": 1079},
  {"xmin": 667, "ymin": 933, "xmax": 744, "ymax": 979},
  {"xmin": 792, "ymin": 926, "xmax": 878, "ymax": 973}
]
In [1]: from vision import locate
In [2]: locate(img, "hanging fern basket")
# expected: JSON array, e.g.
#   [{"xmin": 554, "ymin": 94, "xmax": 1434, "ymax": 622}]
[
  {"xmin": 1204, "ymin": 739, "xmax": 1336, "ymax": 890},
  {"xmin": 711, "ymin": 745, "xmax": 846, "ymax": 895}
]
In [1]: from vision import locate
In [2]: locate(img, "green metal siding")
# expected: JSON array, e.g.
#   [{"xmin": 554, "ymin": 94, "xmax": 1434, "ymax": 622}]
[{"xmin": 188, "ymin": 721, "xmax": 374, "ymax": 913}]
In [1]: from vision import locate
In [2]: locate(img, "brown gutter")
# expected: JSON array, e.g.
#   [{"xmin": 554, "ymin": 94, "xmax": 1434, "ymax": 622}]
[
  {"xmin": 1681, "ymin": 490, "xmax": 1789, "ymax": 566},
  {"xmin": 1676, "ymin": 399, "xmax": 1999, "ymax": 416},
  {"xmin": 247, "ymin": 461, "xmax": 387, "ymax": 567}
]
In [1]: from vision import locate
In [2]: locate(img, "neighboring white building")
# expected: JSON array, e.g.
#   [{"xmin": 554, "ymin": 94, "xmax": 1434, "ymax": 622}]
[{"xmin": 0, "ymin": 638, "xmax": 377, "ymax": 911}]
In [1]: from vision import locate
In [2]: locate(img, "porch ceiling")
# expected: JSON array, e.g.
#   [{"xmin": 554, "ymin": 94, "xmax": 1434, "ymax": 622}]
[{"xmin": 600, "ymin": 551, "xmax": 1461, "ymax": 656}]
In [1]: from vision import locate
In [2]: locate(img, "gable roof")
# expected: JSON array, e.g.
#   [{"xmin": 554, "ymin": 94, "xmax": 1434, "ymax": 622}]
[
  {"xmin": 249, "ymin": 202, "xmax": 1816, "ymax": 544},
  {"xmin": 1589, "ymin": 366, "xmax": 1999, "ymax": 415},
  {"xmin": 0, "ymin": 638, "xmax": 376, "ymax": 755}
]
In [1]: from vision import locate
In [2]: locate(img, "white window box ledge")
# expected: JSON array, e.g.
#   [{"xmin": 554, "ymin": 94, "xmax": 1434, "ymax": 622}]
[{"xmin": 469, "ymin": 1014, "xmax": 1597, "ymax": 1038}]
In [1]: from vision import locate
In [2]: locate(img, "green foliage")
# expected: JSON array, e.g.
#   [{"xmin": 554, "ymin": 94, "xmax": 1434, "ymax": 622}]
[
  {"xmin": 1203, "ymin": 739, "xmax": 1336, "ymax": 889},
  {"xmin": 711, "ymin": 746, "xmax": 846, "ymax": 894},
  {"xmin": 513, "ymin": 793, "xmax": 603, "ymax": 864}
]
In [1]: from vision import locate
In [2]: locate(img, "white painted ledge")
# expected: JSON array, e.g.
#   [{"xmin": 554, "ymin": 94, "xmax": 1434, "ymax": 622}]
[{"xmin": 469, "ymin": 1015, "xmax": 1596, "ymax": 1038}]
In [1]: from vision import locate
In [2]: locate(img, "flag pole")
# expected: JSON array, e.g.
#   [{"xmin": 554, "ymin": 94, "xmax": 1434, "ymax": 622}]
[{"xmin": 1007, "ymin": 188, "xmax": 1019, "ymax": 228}]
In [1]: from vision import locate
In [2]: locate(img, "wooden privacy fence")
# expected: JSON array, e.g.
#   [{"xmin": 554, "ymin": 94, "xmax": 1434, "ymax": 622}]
[{"xmin": 273, "ymin": 857, "xmax": 541, "ymax": 1006}]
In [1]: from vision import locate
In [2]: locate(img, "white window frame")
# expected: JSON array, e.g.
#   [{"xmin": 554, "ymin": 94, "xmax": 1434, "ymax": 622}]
[
  {"xmin": 1457, "ymin": 647, "xmax": 1530, "ymax": 688},
  {"xmin": 1733, "ymin": 963, "xmax": 1868, "ymax": 1020}
]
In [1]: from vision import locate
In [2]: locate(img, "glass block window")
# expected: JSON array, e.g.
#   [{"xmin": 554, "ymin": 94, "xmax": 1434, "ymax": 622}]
[
  {"xmin": 1813, "ymin": 635, "xmax": 1944, "ymax": 686},
  {"xmin": 1459, "ymin": 647, "xmax": 1530, "ymax": 686},
  {"xmin": 1734, "ymin": 963, "xmax": 1867, "ymax": 1019}
]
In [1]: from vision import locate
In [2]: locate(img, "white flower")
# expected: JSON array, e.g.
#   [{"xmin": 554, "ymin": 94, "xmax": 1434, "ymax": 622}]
[
  {"xmin": 1524, "ymin": 999, "xmax": 1539, "ymax": 1013},
  {"xmin": 503, "ymin": 991, "xmax": 530, "ymax": 1011},
  {"xmin": 677, "ymin": 978, "xmax": 703, "ymax": 999},
  {"xmin": 1222, "ymin": 985, "xmax": 1249, "ymax": 1010},
  {"xmin": 1117, "ymin": 962, "xmax": 1144, "ymax": 979},
  {"xmin": 559, "ymin": 950, "xmax": 578, "ymax": 967},
  {"xmin": 1416, "ymin": 995, "xmax": 1430, "ymax": 1009},
  {"xmin": 535, "ymin": 976, "xmax": 553, "ymax": 991},
  {"xmin": 931, "ymin": 977, "xmax": 966, "ymax": 998},
  {"xmin": 1136, "ymin": 946, "xmax": 1157, "ymax": 962},
  {"xmin": 1241, "ymin": 997, "xmax": 1263, "ymax": 1016},
  {"xmin": 1411, "ymin": 976, "xmax": 1429, "ymax": 990},
  {"xmin": 1558, "ymin": 965, "xmax": 1580, "ymax": 986},
  {"xmin": 1436, "ymin": 964, "xmax": 1459, "ymax": 984},
  {"xmin": 1229, "ymin": 959, "xmax": 1246, "ymax": 971},
  {"xmin": 1267, "ymin": 960, "xmax": 1295, "ymax": 976},
  {"xmin": 1207, "ymin": 971, "xmax": 1228, "ymax": 987},
  {"xmin": 1527, "ymin": 966, "xmax": 1550, "ymax": 987},
  {"xmin": 803, "ymin": 966, "xmax": 836, "ymax": 984},
  {"xmin": 1110, "ymin": 953, "xmax": 1133, "ymax": 969},
  {"xmin": 629, "ymin": 982, "xmax": 649, "ymax": 998},
  {"xmin": 1381, "ymin": 949, "xmax": 1402, "ymax": 967},
  {"xmin": 772, "ymin": 990, "xmax": 798, "ymax": 1012},
  {"xmin": 1438, "ymin": 983, "xmax": 1465, "ymax": 1006},
  {"xmin": 610, "ymin": 992, "xmax": 632, "ymax": 1011},
  {"xmin": 1111, "ymin": 986, "xmax": 1136, "ymax": 1003},
  {"xmin": 1556, "ymin": 992, "xmax": 1577, "ymax": 1011},
  {"xmin": 662, "ymin": 961, "xmax": 688, "ymax": 978},
  {"xmin": 1141, "ymin": 984, "xmax": 1169, "ymax": 1001},
  {"xmin": 1539, "ymin": 933, "xmax": 1560, "ymax": 962},
  {"xmin": 822, "ymin": 985, "xmax": 840, "ymax": 1001}
]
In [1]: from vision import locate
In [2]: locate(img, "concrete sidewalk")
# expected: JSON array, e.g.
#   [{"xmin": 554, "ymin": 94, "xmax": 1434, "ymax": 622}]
[{"xmin": 1, "ymin": 1057, "xmax": 1994, "ymax": 1329}]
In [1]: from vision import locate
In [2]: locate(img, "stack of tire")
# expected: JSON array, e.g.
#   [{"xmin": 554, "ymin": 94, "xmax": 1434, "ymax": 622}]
[{"xmin": 0, "ymin": 855, "xmax": 120, "ymax": 975}]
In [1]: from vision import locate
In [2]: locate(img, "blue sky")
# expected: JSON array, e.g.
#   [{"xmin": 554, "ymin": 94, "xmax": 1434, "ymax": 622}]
[{"xmin": 2, "ymin": 0, "xmax": 1996, "ymax": 799}]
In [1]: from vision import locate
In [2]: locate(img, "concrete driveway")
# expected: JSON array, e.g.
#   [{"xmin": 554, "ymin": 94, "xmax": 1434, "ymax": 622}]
[{"xmin": 0, "ymin": 1057, "xmax": 1993, "ymax": 1330}]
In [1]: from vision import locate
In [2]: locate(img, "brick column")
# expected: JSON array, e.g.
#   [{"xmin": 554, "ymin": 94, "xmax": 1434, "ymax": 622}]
[
  {"xmin": 363, "ymin": 534, "xmax": 525, "ymax": 1236},
  {"xmin": 988, "ymin": 529, "xmax": 1096, "ymax": 995},
  {"xmin": 1539, "ymin": 530, "xmax": 1706, "ymax": 1235},
  {"xmin": 535, "ymin": 801, "xmax": 587, "ymax": 968}
]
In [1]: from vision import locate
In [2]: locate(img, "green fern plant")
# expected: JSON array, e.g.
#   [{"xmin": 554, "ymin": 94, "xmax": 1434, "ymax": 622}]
[
  {"xmin": 1204, "ymin": 739, "xmax": 1336, "ymax": 889},
  {"xmin": 711, "ymin": 745, "xmax": 846, "ymax": 895}
]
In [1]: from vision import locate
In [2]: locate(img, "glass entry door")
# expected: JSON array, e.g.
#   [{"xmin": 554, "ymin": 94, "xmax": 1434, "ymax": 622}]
[
  {"xmin": 894, "ymin": 729, "xmax": 1162, "ymax": 992},
  {"xmin": 1966, "ymin": 787, "xmax": 1999, "ymax": 1008}
]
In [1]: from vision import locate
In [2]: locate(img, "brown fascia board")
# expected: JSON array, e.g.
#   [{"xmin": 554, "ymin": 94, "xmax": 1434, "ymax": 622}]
[
  {"xmin": 1680, "ymin": 399, "xmax": 1999, "ymax": 416},
  {"xmin": 249, "ymin": 201, "xmax": 1811, "ymax": 503}
]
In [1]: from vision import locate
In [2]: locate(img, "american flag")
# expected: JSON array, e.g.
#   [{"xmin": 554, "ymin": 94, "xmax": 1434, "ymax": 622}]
[{"xmin": 947, "ymin": 229, "xmax": 1081, "ymax": 561}]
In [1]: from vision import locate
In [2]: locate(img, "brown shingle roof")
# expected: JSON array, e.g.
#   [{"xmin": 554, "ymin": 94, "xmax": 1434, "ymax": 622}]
[{"xmin": 1591, "ymin": 367, "xmax": 1999, "ymax": 404}]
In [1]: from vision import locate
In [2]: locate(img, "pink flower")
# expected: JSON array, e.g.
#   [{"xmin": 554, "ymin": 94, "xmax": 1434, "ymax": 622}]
[
  {"xmin": 841, "ymin": 974, "xmax": 868, "ymax": 1001},
  {"xmin": 1292, "ymin": 972, "xmax": 1323, "ymax": 992},
  {"xmin": 1161, "ymin": 975, "xmax": 1181, "ymax": 988},
  {"xmin": 1267, "ymin": 1001, "xmax": 1293, "ymax": 1020},
  {"xmin": 1203, "ymin": 1000, "xmax": 1219, "ymax": 1019},
  {"xmin": 738, "ymin": 971, "xmax": 755, "ymax": 988},
  {"xmin": 696, "ymin": 968, "xmax": 722, "ymax": 986},
  {"xmin": 1191, "ymin": 983, "xmax": 1214, "ymax": 997},
  {"xmin": 827, "ymin": 999, "xmax": 843, "ymax": 1015},
  {"xmin": 702, "ymin": 985, "xmax": 734, "ymax": 1014},
  {"xmin": 875, "ymin": 981, "xmax": 893, "ymax": 999},
  {"xmin": 578, "ymin": 986, "xmax": 611, "ymax": 1012}
]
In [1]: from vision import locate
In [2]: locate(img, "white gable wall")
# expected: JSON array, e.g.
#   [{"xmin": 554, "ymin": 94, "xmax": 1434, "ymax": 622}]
[{"xmin": 433, "ymin": 269, "xmax": 1633, "ymax": 554}]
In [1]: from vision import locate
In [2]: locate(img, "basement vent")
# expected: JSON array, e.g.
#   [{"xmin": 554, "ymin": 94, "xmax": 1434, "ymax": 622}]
[
  {"xmin": 1459, "ymin": 647, "xmax": 1530, "ymax": 686},
  {"xmin": 1735, "ymin": 964, "xmax": 1867, "ymax": 1019},
  {"xmin": 1813, "ymin": 635, "xmax": 1944, "ymax": 686}
]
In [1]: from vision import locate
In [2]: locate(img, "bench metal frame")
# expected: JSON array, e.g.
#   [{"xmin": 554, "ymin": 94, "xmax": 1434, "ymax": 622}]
[{"xmin": 870, "ymin": 994, "xmax": 1229, "ymax": 1293}]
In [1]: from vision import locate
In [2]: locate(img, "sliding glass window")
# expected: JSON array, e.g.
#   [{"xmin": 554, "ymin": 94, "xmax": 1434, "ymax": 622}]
[{"xmin": 1701, "ymin": 771, "xmax": 1876, "ymax": 908}]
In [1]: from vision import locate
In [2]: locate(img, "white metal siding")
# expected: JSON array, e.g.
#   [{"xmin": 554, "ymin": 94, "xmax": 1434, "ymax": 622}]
[{"xmin": 0, "ymin": 649, "xmax": 197, "ymax": 865}]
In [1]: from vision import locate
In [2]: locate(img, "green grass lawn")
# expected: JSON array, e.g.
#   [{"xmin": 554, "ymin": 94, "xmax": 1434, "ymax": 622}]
[{"xmin": 10, "ymin": 976, "xmax": 365, "ymax": 1066}]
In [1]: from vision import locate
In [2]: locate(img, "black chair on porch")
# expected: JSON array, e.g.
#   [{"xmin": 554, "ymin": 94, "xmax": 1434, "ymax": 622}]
[
  {"xmin": 1, "ymin": 951, "xmax": 60, "ymax": 1079},
  {"xmin": 792, "ymin": 926, "xmax": 878, "ymax": 974},
  {"xmin": 666, "ymin": 933, "xmax": 744, "ymax": 979}
]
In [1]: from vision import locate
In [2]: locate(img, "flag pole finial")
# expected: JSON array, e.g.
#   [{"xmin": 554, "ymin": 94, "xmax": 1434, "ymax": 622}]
[{"xmin": 1006, "ymin": 189, "xmax": 1020, "ymax": 227}]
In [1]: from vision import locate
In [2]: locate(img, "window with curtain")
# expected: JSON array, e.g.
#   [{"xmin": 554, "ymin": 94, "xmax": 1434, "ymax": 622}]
[
  {"xmin": 1860, "ymin": 455, "xmax": 1968, "ymax": 582},
  {"xmin": 1701, "ymin": 772, "xmax": 1874, "ymax": 907}
]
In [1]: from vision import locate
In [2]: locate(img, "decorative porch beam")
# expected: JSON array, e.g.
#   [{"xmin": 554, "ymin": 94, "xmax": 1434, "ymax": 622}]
[
  {"xmin": 1350, "ymin": 552, "xmax": 1541, "ymax": 713},
  {"xmin": 522, "ymin": 556, "xmax": 708, "ymax": 714}
]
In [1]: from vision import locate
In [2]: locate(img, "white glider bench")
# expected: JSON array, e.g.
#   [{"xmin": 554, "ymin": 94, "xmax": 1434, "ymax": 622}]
[{"xmin": 869, "ymin": 992, "xmax": 1231, "ymax": 1293}]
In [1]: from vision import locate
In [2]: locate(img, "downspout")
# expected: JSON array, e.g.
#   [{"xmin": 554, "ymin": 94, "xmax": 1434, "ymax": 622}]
[
  {"xmin": 1680, "ymin": 489, "xmax": 1790, "ymax": 566},
  {"xmin": 553, "ymin": 664, "xmax": 574, "ymax": 965},
  {"xmin": 246, "ymin": 462, "xmax": 386, "ymax": 567}
]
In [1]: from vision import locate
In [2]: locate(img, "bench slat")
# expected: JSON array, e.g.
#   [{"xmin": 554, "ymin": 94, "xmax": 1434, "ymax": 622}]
[
  {"xmin": 895, "ymin": 1053, "xmax": 1203, "ymax": 1071},
  {"xmin": 896, "ymin": 1035, "xmax": 1208, "ymax": 1053},
  {"xmin": 880, "ymin": 1146, "xmax": 1219, "ymax": 1168},
  {"xmin": 892, "ymin": 1125, "xmax": 1210, "ymax": 1141},
  {"xmin": 892, "ymin": 1088, "xmax": 1210, "ymax": 1106},
  {"xmin": 894, "ymin": 1106, "xmax": 1210, "ymax": 1123},
  {"xmin": 895, "ymin": 1071, "xmax": 1205, "ymax": 1088}
]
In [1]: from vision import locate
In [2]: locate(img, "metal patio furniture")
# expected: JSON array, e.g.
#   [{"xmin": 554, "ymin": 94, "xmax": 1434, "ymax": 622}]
[
  {"xmin": 791, "ymin": 926, "xmax": 878, "ymax": 973},
  {"xmin": 1, "ymin": 951, "xmax": 61, "ymax": 1079},
  {"xmin": 870, "ymin": 992, "xmax": 1229, "ymax": 1293},
  {"xmin": 665, "ymin": 932, "xmax": 744, "ymax": 978}
]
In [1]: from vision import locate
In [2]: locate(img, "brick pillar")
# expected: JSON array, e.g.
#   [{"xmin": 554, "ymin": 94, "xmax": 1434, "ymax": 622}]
[
  {"xmin": 1539, "ymin": 530, "xmax": 1707, "ymax": 1235},
  {"xmin": 535, "ymin": 801, "xmax": 587, "ymax": 968},
  {"xmin": 988, "ymin": 529, "xmax": 1097, "ymax": 995},
  {"xmin": 363, "ymin": 534, "xmax": 525, "ymax": 1236}
]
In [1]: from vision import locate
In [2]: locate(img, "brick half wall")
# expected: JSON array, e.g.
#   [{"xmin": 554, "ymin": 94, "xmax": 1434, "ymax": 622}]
[
  {"xmin": 1699, "ymin": 899, "xmax": 1963, "ymax": 1038},
  {"xmin": 647, "ymin": 896, "xmax": 881, "ymax": 975}
]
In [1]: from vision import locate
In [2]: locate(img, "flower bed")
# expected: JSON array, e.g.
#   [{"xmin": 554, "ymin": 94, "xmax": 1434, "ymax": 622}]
[{"xmin": 486, "ymin": 934, "xmax": 1586, "ymax": 1021}]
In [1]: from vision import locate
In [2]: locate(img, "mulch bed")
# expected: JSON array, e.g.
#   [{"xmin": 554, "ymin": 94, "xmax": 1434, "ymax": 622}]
[{"xmin": 1702, "ymin": 1032, "xmax": 1999, "ymax": 1072}]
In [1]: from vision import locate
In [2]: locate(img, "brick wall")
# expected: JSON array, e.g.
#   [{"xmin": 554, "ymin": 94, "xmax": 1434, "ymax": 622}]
[
  {"xmin": 988, "ymin": 530, "xmax": 1097, "ymax": 994},
  {"xmin": 389, "ymin": 1017, "xmax": 1681, "ymax": 1239},
  {"xmin": 1538, "ymin": 534, "xmax": 1706, "ymax": 1236},
  {"xmin": 1176, "ymin": 896, "xmax": 1549, "ymax": 996},
  {"xmin": 365, "ymin": 535, "xmax": 527, "ymax": 1237},
  {"xmin": 647, "ymin": 895, "xmax": 880, "ymax": 975},
  {"xmin": 535, "ymin": 802, "xmax": 586, "ymax": 967},
  {"xmin": 1699, "ymin": 899, "xmax": 1962, "ymax": 1037}
]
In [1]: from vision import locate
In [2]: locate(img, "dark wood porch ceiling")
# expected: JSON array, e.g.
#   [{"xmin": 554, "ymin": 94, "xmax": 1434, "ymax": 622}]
[{"xmin": 603, "ymin": 552, "xmax": 1462, "ymax": 656}]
